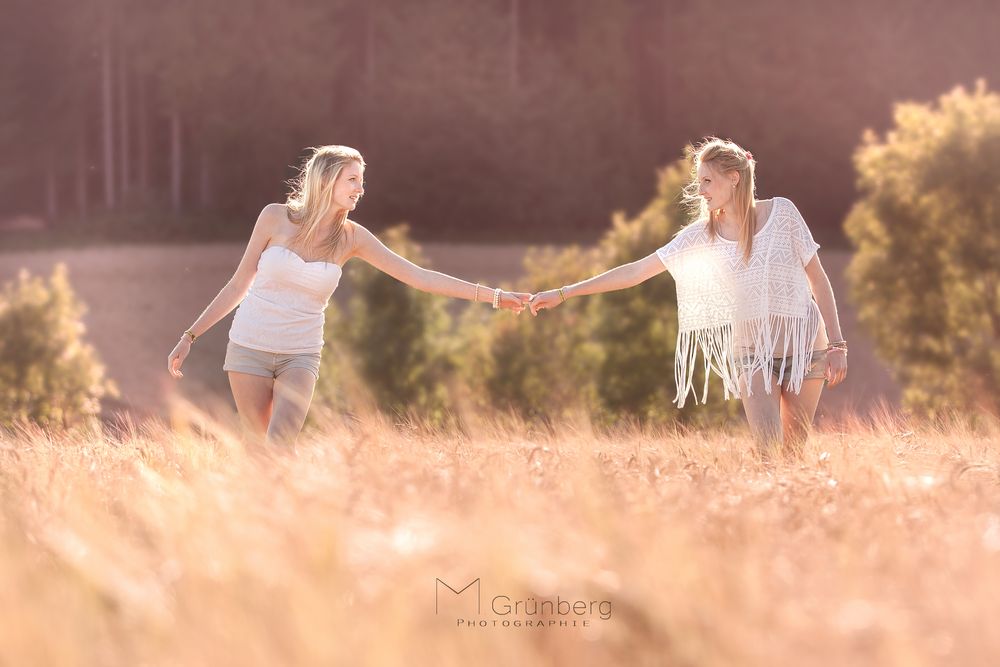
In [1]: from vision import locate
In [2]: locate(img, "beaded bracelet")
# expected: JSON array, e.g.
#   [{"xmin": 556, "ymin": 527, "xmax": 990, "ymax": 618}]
[
  {"xmin": 474, "ymin": 283, "xmax": 481, "ymax": 303},
  {"xmin": 492, "ymin": 288, "xmax": 501, "ymax": 309}
]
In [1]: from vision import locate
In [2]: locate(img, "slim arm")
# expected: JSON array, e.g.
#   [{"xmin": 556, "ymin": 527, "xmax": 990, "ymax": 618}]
[
  {"xmin": 350, "ymin": 222, "xmax": 524, "ymax": 305},
  {"xmin": 563, "ymin": 253, "xmax": 666, "ymax": 299},
  {"xmin": 168, "ymin": 205, "xmax": 279, "ymax": 378},
  {"xmin": 184, "ymin": 281, "xmax": 252, "ymax": 339},
  {"xmin": 183, "ymin": 204, "xmax": 279, "ymax": 338},
  {"xmin": 804, "ymin": 254, "xmax": 844, "ymax": 341}
]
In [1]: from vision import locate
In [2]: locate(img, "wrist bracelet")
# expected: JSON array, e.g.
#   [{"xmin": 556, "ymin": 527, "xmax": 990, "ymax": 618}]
[
  {"xmin": 492, "ymin": 288, "xmax": 501, "ymax": 310},
  {"xmin": 183, "ymin": 329, "xmax": 197, "ymax": 343},
  {"xmin": 474, "ymin": 283, "xmax": 481, "ymax": 303},
  {"xmin": 558, "ymin": 287, "xmax": 567, "ymax": 303}
]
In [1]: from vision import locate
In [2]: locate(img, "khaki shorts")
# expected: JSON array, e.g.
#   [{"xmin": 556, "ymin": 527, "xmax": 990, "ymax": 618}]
[
  {"xmin": 739, "ymin": 349, "xmax": 829, "ymax": 389},
  {"xmin": 223, "ymin": 340, "xmax": 322, "ymax": 380}
]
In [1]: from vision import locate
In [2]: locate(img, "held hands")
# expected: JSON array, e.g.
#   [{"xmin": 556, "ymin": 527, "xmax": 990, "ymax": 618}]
[
  {"xmin": 477, "ymin": 283, "xmax": 531, "ymax": 313},
  {"xmin": 497, "ymin": 290, "xmax": 533, "ymax": 314},
  {"xmin": 167, "ymin": 337, "xmax": 191, "ymax": 378},
  {"xmin": 527, "ymin": 288, "xmax": 565, "ymax": 316}
]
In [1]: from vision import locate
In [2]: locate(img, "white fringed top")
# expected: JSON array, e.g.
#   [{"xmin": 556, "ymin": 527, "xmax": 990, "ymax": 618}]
[
  {"xmin": 228, "ymin": 245, "xmax": 342, "ymax": 354},
  {"xmin": 656, "ymin": 197, "xmax": 822, "ymax": 407}
]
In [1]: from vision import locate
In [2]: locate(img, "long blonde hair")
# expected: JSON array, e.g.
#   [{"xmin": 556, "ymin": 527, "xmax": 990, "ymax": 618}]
[
  {"xmin": 285, "ymin": 145, "xmax": 365, "ymax": 259},
  {"xmin": 682, "ymin": 138, "xmax": 757, "ymax": 260}
]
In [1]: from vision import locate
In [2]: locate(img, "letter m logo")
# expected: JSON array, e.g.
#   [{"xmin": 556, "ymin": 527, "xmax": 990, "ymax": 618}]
[{"xmin": 435, "ymin": 578, "xmax": 481, "ymax": 615}]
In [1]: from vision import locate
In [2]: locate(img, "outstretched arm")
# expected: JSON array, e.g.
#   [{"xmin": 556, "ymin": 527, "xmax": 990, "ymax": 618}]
[
  {"xmin": 350, "ymin": 222, "xmax": 529, "ymax": 311},
  {"xmin": 529, "ymin": 252, "xmax": 666, "ymax": 315}
]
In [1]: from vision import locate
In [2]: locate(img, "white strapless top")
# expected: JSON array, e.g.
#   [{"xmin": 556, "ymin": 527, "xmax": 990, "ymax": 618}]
[{"xmin": 228, "ymin": 245, "xmax": 342, "ymax": 354}]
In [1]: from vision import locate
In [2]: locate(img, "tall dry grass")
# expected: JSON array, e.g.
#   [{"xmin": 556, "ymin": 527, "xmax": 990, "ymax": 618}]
[{"xmin": 1, "ymin": 404, "xmax": 998, "ymax": 666}]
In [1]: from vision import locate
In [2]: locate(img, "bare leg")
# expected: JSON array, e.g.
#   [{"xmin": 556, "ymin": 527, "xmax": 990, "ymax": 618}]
[
  {"xmin": 227, "ymin": 371, "xmax": 274, "ymax": 451},
  {"xmin": 739, "ymin": 369, "xmax": 783, "ymax": 462},
  {"xmin": 779, "ymin": 378, "xmax": 824, "ymax": 456},
  {"xmin": 268, "ymin": 368, "xmax": 318, "ymax": 450}
]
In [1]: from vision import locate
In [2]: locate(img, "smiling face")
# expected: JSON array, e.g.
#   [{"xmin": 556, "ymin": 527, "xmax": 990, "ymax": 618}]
[
  {"xmin": 332, "ymin": 160, "xmax": 365, "ymax": 212},
  {"xmin": 696, "ymin": 161, "xmax": 739, "ymax": 213}
]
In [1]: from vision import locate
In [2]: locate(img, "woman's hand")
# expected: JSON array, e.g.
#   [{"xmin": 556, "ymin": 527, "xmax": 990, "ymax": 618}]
[
  {"xmin": 825, "ymin": 348, "xmax": 847, "ymax": 387},
  {"xmin": 168, "ymin": 337, "xmax": 192, "ymax": 379},
  {"xmin": 528, "ymin": 289, "xmax": 564, "ymax": 316},
  {"xmin": 499, "ymin": 291, "xmax": 532, "ymax": 314}
]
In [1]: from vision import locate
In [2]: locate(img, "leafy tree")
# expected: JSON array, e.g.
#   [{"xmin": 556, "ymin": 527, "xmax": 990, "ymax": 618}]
[
  {"xmin": 0, "ymin": 265, "xmax": 117, "ymax": 429},
  {"xmin": 845, "ymin": 82, "xmax": 1000, "ymax": 416}
]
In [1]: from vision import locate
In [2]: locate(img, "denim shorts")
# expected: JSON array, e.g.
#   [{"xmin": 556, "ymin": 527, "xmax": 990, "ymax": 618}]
[
  {"xmin": 741, "ymin": 349, "xmax": 829, "ymax": 388},
  {"xmin": 223, "ymin": 340, "xmax": 322, "ymax": 380}
]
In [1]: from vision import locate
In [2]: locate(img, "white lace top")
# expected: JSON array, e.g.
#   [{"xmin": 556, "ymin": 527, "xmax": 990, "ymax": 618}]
[
  {"xmin": 228, "ymin": 245, "xmax": 342, "ymax": 354},
  {"xmin": 656, "ymin": 197, "xmax": 822, "ymax": 407}
]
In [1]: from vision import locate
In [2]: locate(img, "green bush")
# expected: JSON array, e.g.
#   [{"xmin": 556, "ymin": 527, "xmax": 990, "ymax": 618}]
[
  {"xmin": 0, "ymin": 264, "xmax": 116, "ymax": 429},
  {"xmin": 456, "ymin": 245, "xmax": 604, "ymax": 420},
  {"xmin": 845, "ymin": 82, "xmax": 1000, "ymax": 416}
]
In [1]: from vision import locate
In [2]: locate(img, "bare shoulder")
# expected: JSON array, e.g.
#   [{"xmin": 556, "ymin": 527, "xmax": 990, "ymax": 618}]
[
  {"xmin": 340, "ymin": 219, "xmax": 376, "ymax": 261},
  {"xmin": 257, "ymin": 202, "xmax": 289, "ymax": 230},
  {"xmin": 242, "ymin": 204, "xmax": 284, "ymax": 242},
  {"xmin": 264, "ymin": 204, "xmax": 304, "ymax": 245},
  {"xmin": 345, "ymin": 218, "xmax": 374, "ymax": 243},
  {"xmin": 230, "ymin": 204, "xmax": 285, "ymax": 283}
]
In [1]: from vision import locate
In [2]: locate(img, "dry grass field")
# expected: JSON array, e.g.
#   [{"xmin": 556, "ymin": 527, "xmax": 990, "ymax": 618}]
[
  {"xmin": 0, "ymin": 242, "xmax": 898, "ymax": 424},
  {"xmin": 1, "ymin": 404, "xmax": 998, "ymax": 666}
]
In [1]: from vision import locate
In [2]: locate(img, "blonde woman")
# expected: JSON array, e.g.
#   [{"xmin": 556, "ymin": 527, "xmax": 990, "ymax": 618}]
[
  {"xmin": 529, "ymin": 138, "xmax": 848, "ymax": 457},
  {"xmin": 168, "ymin": 145, "xmax": 529, "ymax": 450}
]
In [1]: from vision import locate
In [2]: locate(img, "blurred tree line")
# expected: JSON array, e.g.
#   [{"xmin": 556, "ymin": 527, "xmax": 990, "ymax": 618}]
[{"xmin": 3, "ymin": 0, "xmax": 999, "ymax": 244}]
